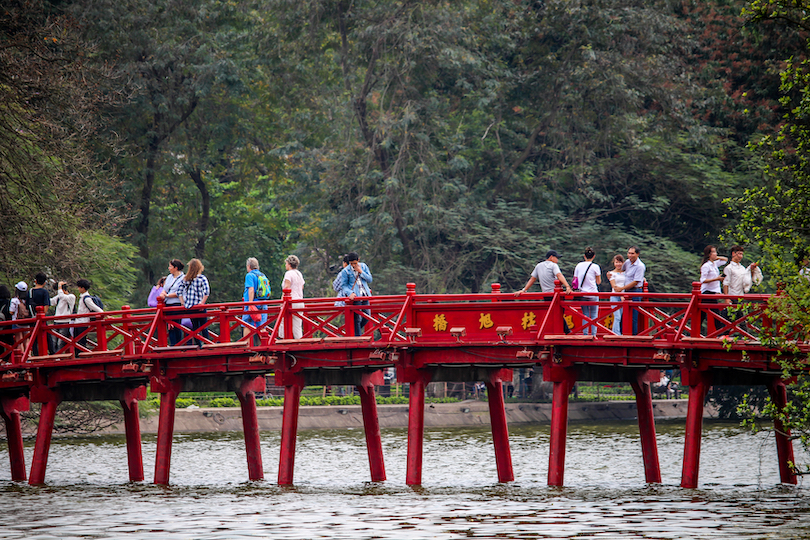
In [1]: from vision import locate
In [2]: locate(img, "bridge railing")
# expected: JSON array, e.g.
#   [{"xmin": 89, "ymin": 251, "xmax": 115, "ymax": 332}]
[{"xmin": 0, "ymin": 282, "xmax": 780, "ymax": 368}]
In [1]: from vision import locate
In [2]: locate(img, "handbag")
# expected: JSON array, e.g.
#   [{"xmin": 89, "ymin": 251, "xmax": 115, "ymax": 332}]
[
  {"xmin": 573, "ymin": 262, "xmax": 594, "ymax": 292},
  {"xmin": 248, "ymin": 304, "xmax": 262, "ymax": 323}
]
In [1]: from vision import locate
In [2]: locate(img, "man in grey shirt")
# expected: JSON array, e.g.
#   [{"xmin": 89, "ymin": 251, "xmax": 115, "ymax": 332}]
[
  {"xmin": 515, "ymin": 250, "xmax": 573, "ymax": 334},
  {"xmin": 619, "ymin": 246, "xmax": 646, "ymax": 334},
  {"xmin": 516, "ymin": 250, "xmax": 573, "ymax": 294}
]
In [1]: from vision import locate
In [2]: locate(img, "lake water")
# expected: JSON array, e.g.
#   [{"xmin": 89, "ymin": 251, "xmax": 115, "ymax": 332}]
[{"xmin": 1, "ymin": 420, "xmax": 808, "ymax": 539}]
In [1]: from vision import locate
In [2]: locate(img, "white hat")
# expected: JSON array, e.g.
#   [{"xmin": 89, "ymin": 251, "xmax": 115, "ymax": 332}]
[{"xmin": 14, "ymin": 281, "xmax": 27, "ymax": 292}]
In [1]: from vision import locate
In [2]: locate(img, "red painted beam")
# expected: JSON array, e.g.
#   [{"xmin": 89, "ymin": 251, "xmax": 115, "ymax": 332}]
[
  {"xmin": 0, "ymin": 395, "xmax": 29, "ymax": 481},
  {"xmin": 485, "ymin": 370, "xmax": 514, "ymax": 483},
  {"xmin": 153, "ymin": 378, "xmax": 182, "ymax": 485},
  {"xmin": 278, "ymin": 378, "xmax": 303, "ymax": 485},
  {"xmin": 358, "ymin": 371, "xmax": 386, "ymax": 482},
  {"xmin": 237, "ymin": 376, "xmax": 265, "ymax": 481},
  {"xmin": 120, "ymin": 386, "xmax": 145, "ymax": 482},
  {"xmin": 767, "ymin": 379, "xmax": 798, "ymax": 485},
  {"xmin": 29, "ymin": 392, "xmax": 61, "ymax": 485},
  {"xmin": 631, "ymin": 375, "xmax": 661, "ymax": 483},
  {"xmin": 681, "ymin": 369, "xmax": 711, "ymax": 488}
]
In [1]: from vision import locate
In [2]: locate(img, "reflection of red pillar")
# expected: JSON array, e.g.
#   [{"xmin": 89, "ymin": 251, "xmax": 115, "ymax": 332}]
[
  {"xmin": 278, "ymin": 372, "xmax": 304, "ymax": 485},
  {"xmin": 485, "ymin": 369, "xmax": 514, "ymax": 483},
  {"xmin": 358, "ymin": 371, "xmax": 386, "ymax": 482},
  {"xmin": 546, "ymin": 364, "xmax": 576, "ymax": 487},
  {"xmin": 631, "ymin": 372, "xmax": 661, "ymax": 483},
  {"xmin": 404, "ymin": 368, "xmax": 431, "ymax": 486},
  {"xmin": 120, "ymin": 386, "xmax": 146, "ymax": 482},
  {"xmin": 0, "ymin": 395, "xmax": 29, "ymax": 481},
  {"xmin": 238, "ymin": 377, "xmax": 266, "ymax": 481},
  {"xmin": 681, "ymin": 369, "xmax": 711, "ymax": 488},
  {"xmin": 153, "ymin": 377, "xmax": 182, "ymax": 485},
  {"xmin": 29, "ymin": 388, "xmax": 62, "ymax": 485},
  {"xmin": 767, "ymin": 379, "xmax": 797, "ymax": 485}
]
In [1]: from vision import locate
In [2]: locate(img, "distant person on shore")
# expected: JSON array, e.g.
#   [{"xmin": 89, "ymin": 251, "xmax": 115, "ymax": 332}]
[
  {"xmin": 619, "ymin": 246, "xmax": 645, "ymax": 335},
  {"xmin": 159, "ymin": 259, "xmax": 185, "ymax": 346},
  {"xmin": 572, "ymin": 247, "xmax": 601, "ymax": 335},
  {"xmin": 279, "ymin": 255, "xmax": 305, "ymax": 339},
  {"xmin": 338, "ymin": 252, "xmax": 372, "ymax": 336},
  {"xmin": 606, "ymin": 254, "xmax": 625, "ymax": 334},
  {"xmin": 178, "ymin": 258, "xmax": 210, "ymax": 346}
]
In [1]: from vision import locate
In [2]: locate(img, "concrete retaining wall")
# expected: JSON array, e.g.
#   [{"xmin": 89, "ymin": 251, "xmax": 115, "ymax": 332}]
[{"xmin": 114, "ymin": 399, "xmax": 713, "ymax": 435}]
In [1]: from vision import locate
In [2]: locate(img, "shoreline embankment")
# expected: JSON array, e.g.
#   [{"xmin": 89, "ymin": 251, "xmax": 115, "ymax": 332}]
[{"xmin": 103, "ymin": 398, "xmax": 715, "ymax": 435}]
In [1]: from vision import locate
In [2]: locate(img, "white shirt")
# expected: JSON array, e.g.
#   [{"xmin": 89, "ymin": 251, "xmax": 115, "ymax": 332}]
[
  {"xmin": 282, "ymin": 269, "xmax": 305, "ymax": 300},
  {"xmin": 75, "ymin": 292, "xmax": 103, "ymax": 324},
  {"xmin": 724, "ymin": 261, "xmax": 763, "ymax": 296},
  {"xmin": 700, "ymin": 259, "xmax": 727, "ymax": 294},
  {"xmin": 574, "ymin": 261, "xmax": 601, "ymax": 294},
  {"xmin": 50, "ymin": 290, "xmax": 76, "ymax": 321}
]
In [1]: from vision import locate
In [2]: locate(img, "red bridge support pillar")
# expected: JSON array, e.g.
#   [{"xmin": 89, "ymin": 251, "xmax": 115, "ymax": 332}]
[
  {"xmin": 29, "ymin": 386, "xmax": 62, "ymax": 485},
  {"xmin": 357, "ymin": 371, "xmax": 386, "ymax": 482},
  {"xmin": 120, "ymin": 386, "xmax": 146, "ymax": 482},
  {"xmin": 0, "ymin": 395, "xmax": 30, "ymax": 482},
  {"xmin": 485, "ymin": 369, "xmax": 514, "ymax": 483},
  {"xmin": 237, "ymin": 376, "xmax": 266, "ymax": 482},
  {"xmin": 278, "ymin": 372, "xmax": 304, "ymax": 485},
  {"xmin": 681, "ymin": 369, "xmax": 711, "ymax": 489},
  {"xmin": 546, "ymin": 363, "xmax": 577, "ymax": 487},
  {"xmin": 631, "ymin": 371, "xmax": 661, "ymax": 483},
  {"xmin": 403, "ymin": 368, "xmax": 432, "ymax": 485},
  {"xmin": 767, "ymin": 379, "xmax": 797, "ymax": 485},
  {"xmin": 152, "ymin": 377, "xmax": 183, "ymax": 485}
]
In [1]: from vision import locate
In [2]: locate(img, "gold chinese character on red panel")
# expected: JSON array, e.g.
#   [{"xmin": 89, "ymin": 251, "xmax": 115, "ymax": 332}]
[
  {"xmin": 433, "ymin": 314, "xmax": 448, "ymax": 332},
  {"xmin": 479, "ymin": 313, "xmax": 494, "ymax": 329},
  {"xmin": 521, "ymin": 312, "xmax": 536, "ymax": 330}
]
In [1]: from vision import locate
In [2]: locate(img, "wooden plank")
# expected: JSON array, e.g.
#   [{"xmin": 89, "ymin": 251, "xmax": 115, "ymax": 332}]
[
  {"xmin": 202, "ymin": 340, "xmax": 250, "ymax": 349},
  {"xmin": 27, "ymin": 353, "xmax": 73, "ymax": 362},
  {"xmin": 323, "ymin": 336, "xmax": 374, "ymax": 342},
  {"xmin": 603, "ymin": 335, "xmax": 655, "ymax": 341},
  {"xmin": 77, "ymin": 348, "xmax": 124, "ymax": 358}
]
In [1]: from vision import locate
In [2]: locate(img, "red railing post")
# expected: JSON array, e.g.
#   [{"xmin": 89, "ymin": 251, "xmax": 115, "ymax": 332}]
[
  {"xmin": 0, "ymin": 395, "xmax": 30, "ymax": 481},
  {"xmin": 218, "ymin": 307, "xmax": 231, "ymax": 343},
  {"xmin": 282, "ymin": 288, "xmax": 293, "ymax": 340},
  {"xmin": 486, "ymin": 368, "xmax": 514, "ymax": 483},
  {"xmin": 767, "ymin": 379, "xmax": 798, "ymax": 485},
  {"xmin": 156, "ymin": 296, "xmax": 168, "ymax": 347},
  {"xmin": 121, "ymin": 305, "xmax": 135, "ymax": 356},
  {"xmin": 35, "ymin": 306, "xmax": 49, "ymax": 357},
  {"xmin": 552, "ymin": 279, "xmax": 565, "ymax": 334},
  {"xmin": 95, "ymin": 309, "xmax": 108, "ymax": 351},
  {"xmin": 690, "ymin": 282, "xmax": 702, "ymax": 337}
]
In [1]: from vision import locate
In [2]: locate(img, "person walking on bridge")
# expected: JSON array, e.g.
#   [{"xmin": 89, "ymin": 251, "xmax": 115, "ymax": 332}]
[
  {"xmin": 159, "ymin": 259, "xmax": 185, "ymax": 346},
  {"xmin": 618, "ymin": 246, "xmax": 645, "ymax": 335},
  {"xmin": 178, "ymin": 258, "xmax": 210, "ymax": 346},
  {"xmin": 279, "ymin": 255, "xmax": 305, "ymax": 339},
  {"xmin": 573, "ymin": 247, "xmax": 601, "ymax": 335},
  {"xmin": 338, "ymin": 252, "xmax": 372, "ymax": 336},
  {"xmin": 514, "ymin": 250, "xmax": 573, "ymax": 334},
  {"xmin": 243, "ymin": 257, "xmax": 270, "ymax": 337},
  {"xmin": 723, "ymin": 245, "xmax": 763, "ymax": 332}
]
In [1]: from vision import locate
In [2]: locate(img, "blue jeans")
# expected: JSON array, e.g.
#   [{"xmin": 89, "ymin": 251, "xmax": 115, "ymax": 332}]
[
  {"xmin": 610, "ymin": 296, "xmax": 622, "ymax": 334},
  {"xmin": 628, "ymin": 288, "xmax": 642, "ymax": 335},
  {"xmin": 581, "ymin": 297, "xmax": 598, "ymax": 335},
  {"xmin": 353, "ymin": 300, "xmax": 370, "ymax": 336}
]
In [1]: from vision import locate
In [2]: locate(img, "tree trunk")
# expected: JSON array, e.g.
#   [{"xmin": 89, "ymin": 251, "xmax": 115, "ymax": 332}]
[{"xmin": 188, "ymin": 167, "xmax": 210, "ymax": 260}]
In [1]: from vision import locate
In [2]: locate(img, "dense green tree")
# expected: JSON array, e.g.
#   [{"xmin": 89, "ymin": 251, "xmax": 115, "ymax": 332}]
[{"xmin": 0, "ymin": 0, "xmax": 135, "ymax": 305}]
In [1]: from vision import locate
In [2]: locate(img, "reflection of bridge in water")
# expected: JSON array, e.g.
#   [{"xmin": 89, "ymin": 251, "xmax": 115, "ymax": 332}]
[{"xmin": 0, "ymin": 282, "xmax": 805, "ymax": 488}]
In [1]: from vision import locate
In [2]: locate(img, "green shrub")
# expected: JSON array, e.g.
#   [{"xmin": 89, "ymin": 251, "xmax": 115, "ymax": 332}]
[
  {"xmin": 209, "ymin": 397, "xmax": 239, "ymax": 408},
  {"xmin": 175, "ymin": 397, "xmax": 196, "ymax": 409}
]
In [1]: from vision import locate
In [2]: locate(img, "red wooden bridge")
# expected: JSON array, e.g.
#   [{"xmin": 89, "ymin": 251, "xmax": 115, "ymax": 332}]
[{"xmin": 0, "ymin": 282, "xmax": 804, "ymax": 488}]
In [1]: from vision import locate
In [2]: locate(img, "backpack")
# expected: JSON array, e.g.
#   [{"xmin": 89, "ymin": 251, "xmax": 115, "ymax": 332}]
[
  {"xmin": 256, "ymin": 272, "xmax": 271, "ymax": 300},
  {"xmin": 16, "ymin": 297, "xmax": 30, "ymax": 319},
  {"xmin": 83, "ymin": 294, "xmax": 104, "ymax": 311}
]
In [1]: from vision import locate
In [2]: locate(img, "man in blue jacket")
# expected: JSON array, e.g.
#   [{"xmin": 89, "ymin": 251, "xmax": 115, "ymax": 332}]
[{"xmin": 338, "ymin": 252, "xmax": 373, "ymax": 336}]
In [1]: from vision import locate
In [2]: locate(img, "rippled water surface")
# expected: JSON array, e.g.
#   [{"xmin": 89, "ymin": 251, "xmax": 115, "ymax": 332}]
[{"xmin": 1, "ymin": 420, "xmax": 809, "ymax": 539}]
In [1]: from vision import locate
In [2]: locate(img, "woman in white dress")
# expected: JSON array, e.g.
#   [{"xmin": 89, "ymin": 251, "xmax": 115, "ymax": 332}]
[
  {"xmin": 280, "ymin": 255, "xmax": 305, "ymax": 339},
  {"xmin": 607, "ymin": 254, "xmax": 626, "ymax": 335}
]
